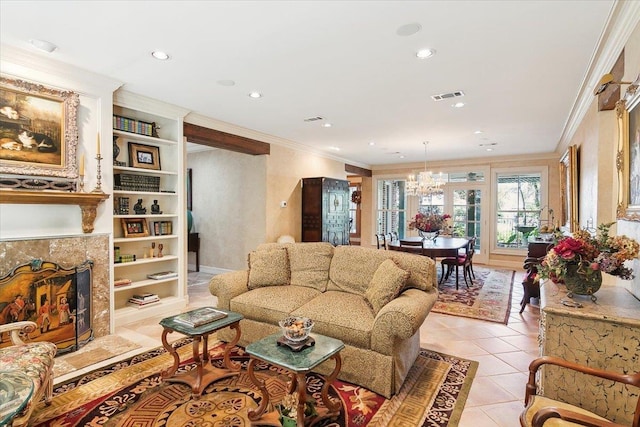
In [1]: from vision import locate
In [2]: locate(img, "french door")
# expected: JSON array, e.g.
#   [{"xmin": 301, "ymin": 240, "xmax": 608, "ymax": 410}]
[{"xmin": 412, "ymin": 184, "xmax": 488, "ymax": 264}]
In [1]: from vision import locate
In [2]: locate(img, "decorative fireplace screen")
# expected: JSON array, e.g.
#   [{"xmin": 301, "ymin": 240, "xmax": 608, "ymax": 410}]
[{"xmin": 0, "ymin": 259, "xmax": 93, "ymax": 354}]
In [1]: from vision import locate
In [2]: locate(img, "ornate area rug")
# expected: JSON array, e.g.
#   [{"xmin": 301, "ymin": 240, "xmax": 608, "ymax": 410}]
[
  {"xmin": 32, "ymin": 339, "xmax": 478, "ymax": 427},
  {"xmin": 435, "ymin": 265, "xmax": 515, "ymax": 324}
]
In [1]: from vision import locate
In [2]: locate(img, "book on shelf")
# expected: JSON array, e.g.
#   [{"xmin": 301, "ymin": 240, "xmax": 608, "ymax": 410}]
[
  {"xmin": 147, "ymin": 271, "xmax": 178, "ymax": 280},
  {"xmin": 153, "ymin": 221, "xmax": 173, "ymax": 236},
  {"xmin": 127, "ymin": 299, "xmax": 161, "ymax": 309},
  {"xmin": 131, "ymin": 293, "xmax": 159, "ymax": 301},
  {"xmin": 172, "ymin": 307, "xmax": 227, "ymax": 327},
  {"xmin": 114, "ymin": 278, "xmax": 132, "ymax": 287}
]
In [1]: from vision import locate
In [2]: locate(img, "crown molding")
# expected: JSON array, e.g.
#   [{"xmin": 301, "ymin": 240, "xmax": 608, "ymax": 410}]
[
  {"xmin": 0, "ymin": 44, "xmax": 122, "ymax": 95},
  {"xmin": 557, "ymin": 0, "xmax": 640, "ymax": 154},
  {"xmin": 114, "ymin": 89, "xmax": 190, "ymax": 119}
]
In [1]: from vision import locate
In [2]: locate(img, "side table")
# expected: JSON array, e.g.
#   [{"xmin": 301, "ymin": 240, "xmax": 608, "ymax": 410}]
[
  {"xmin": 159, "ymin": 308, "xmax": 243, "ymax": 398},
  {"xmin": 246, "ymin": 333, "xmax": 344, "ymax": 427},
  {"xmin": 0, "ymin": 371, "xmax": 34, "ymax": 426}
]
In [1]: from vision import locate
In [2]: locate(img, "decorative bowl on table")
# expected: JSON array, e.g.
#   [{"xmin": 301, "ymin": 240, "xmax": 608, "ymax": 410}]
[{"xmin": 279, "ymin": 316, "xmax": 314, "ymax": 342}]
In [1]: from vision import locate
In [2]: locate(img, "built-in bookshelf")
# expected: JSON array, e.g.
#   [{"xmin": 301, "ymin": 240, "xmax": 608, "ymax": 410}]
[{"xmin": 111, "ymin": 90, "xmax": 189, "ymax": 328}]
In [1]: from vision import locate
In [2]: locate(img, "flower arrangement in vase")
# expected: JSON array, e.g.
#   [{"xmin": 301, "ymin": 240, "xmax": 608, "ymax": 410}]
[
  {"xmin": 408, "ymin": 211, "xmax": 451, "ymax": 240},
  {"xmin": 538, "ymin": 222, "xmax": 639, "ymax": 301},
  {"xmin": 276, "ymin": 393, "xmax": 317, "ymax": 426}
]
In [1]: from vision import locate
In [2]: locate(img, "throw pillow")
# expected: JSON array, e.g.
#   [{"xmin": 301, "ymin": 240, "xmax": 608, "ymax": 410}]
[
  {"xmin": 365, "ymin": 259, "xmax": 409, "ymax": 315},
  {"xmin": 247, "ymin": 248, "xmax": 290, "ymax": 290}
]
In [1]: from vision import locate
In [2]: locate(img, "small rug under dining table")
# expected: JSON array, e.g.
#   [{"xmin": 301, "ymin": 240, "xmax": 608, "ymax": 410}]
[{"xmin": 434, "ymin": 265, "xmax": 516, "ymax": 324}]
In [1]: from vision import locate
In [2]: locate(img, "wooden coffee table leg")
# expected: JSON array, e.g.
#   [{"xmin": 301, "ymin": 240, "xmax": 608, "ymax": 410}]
[
  {"xmin": 160, "ymin": 328, "xmax": 179, "ymax": 378},
  {"xmin": 320, "ymin": 353, "xmax": 342, "ymax": 412},
  {"xmin": 295, "ymin": 372, "xmax": 307, "ymax": 427},
  {"xmin": 246, "ymin": 357, "xmax": 281, "ymax": 426},
  {"xmin": 223, "ymin": 322, "xmax": 242, "ymax": 371}
]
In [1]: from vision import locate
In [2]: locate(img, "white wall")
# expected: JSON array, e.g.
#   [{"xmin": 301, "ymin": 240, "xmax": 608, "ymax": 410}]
[{"xmin": 0, "ymin": 45, "xmax": 121, "ymax": 239}]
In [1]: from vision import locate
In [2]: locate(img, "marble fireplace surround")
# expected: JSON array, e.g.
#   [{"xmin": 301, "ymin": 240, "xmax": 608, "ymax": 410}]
[{"xmin": 0, "ymin": 234, "xmax": 110, "ymax": 339}]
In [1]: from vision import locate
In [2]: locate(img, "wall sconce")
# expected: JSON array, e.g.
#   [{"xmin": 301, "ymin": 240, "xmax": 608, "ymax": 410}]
[{"xmin": 593, "ymin": 73, "xmax": 632, "ymax": 96}]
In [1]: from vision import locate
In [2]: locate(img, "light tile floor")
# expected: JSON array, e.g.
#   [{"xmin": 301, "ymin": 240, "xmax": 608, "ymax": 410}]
[{"xmin": 111, "ymin": 268, "xmax": 538, "ymax": 427}]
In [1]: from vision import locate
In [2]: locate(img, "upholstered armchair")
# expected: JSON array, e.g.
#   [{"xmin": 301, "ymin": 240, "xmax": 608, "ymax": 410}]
[
  {"xmin": 520, "ymin": 356, "xmax": 640, "ymax": 427},
  {"xmin": 0, "ymin": 321, "xmax": 56, "ymax": 426}
]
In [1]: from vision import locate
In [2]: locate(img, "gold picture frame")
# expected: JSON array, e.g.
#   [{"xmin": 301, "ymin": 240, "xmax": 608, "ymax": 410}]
[
  {"xmin": 0, "ymin": 76, "xmax": 79, "ymax": 179},
  {"xmin": 121, "ymin": 218, "xmax": 150, "ymax": 238},
  {"xmin": 616, "ymin": 83, "xmax": 640, "ymax": 221},
  {"xmin": 560, "ymin": 144, "xmax": 579, "ymax": 232},
  {"xmin": 128, "ymin": 142, "xmax": 160, "ymax": 170}
]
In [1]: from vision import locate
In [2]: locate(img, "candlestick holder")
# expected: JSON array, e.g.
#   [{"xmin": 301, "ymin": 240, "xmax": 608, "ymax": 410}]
[
  {"xmin": 78, "ymin": 175, "xmax": 85, "ymax": 193},
  {"xmin": 91, "ymin": 154, "xmax": 104, "ymax": 194}
]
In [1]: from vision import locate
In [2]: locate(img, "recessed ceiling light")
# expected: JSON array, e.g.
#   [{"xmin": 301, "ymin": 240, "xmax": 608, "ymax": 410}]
[
  {"xmin": 29, "ymin": 39, "xmax": 57, "ymax": 53},
  {"xmin": 396, "ymin": 23, "xmax": 422, "ymax": 37},
  {"xmin": 399, "ymin": 155, "xmax": 405, "ymax": 159},
  {"xmin": 329, "ymin": 146, "xmax": 340, "ymax": 151},
  {"xmin": 416, "ymin": 48, "xmax": 436, "ymax": 59},
  {"xmin": 151, "ymin": 51, "xmax": 170, "ymax": 60},
  {"xmin": 322, "ymin": 123, "xmax": 332, "ymax": 128},
  {"xmin": 369, "ymin": 142, "xmax": 375, "ymax": 146},
  {"xmin": 452, "ymin": 102, "xmax": 465, "ymax": 108},
  {"xmin": 248, "ymin": 92, "xmax": 262, "ymax": 99},
  {"xmin": 486, "ymin": 148, "xmax": 494, "ymax": 152},
  {"xmin": 217, "ymin": 80, "xmax": 235, "ymax": 86},
  {"xmin": 474, "ymin": 130, "xmax": 483, "ymax": 134}
]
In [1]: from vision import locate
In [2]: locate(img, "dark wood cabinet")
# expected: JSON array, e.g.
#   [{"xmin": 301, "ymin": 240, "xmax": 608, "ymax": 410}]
[{"xmin": 301, "ymin": 177, "xmax": 350, "ymax": 246}]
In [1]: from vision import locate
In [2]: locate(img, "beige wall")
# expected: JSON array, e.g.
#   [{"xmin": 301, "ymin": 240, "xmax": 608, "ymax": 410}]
[
  {"xmin": 569, "ymin": 21, "xmax": 640, "ymax": 297},
  {"xmin": 187, "ymin": 148, "xmax": 266, "ymax": 271},
  {"xmin": 265, "ymin": 144, "xmax": 346, "ymax": 243}
]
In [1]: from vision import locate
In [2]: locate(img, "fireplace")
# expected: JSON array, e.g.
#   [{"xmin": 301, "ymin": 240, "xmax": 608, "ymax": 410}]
[
  {"xmin": 0, "ymin": 234, "xmax": 110, "ymax": 354},
  {"xmin": 0, "ymin": 259, "xmax": 93, "ymax": 354}
]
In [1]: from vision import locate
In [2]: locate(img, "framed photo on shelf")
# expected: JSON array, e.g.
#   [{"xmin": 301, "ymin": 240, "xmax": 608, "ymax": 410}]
[
  {"xmin": 616, "ymin": 83, "xmax": 640, "ymax": 221},
  {"xmin": 121, "ymin": 218, "xmax": 150, "ymax": 238},
  {"xmin": 0, "ymin": 77, "xmax": 80, "ymax": 183},
  {"xmin": 559, "ymin": 144, "xmax": 579, "ymax": 232},
  {"xmin": 128, "ymin": 142, "xmax": 161, "ymax": 170}
]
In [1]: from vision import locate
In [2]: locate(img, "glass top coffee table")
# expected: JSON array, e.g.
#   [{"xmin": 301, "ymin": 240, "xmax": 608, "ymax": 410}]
[
  {"xmin": 159, "ymin": 307, "xmax": 243, "ymax": 398},
  {"xmin": 0, "ymin": 371, "xmax": 34, "ymax": 426},
  {"xmin": 246, "ymin": 332, "xmax": 344, "ymax": 427}
]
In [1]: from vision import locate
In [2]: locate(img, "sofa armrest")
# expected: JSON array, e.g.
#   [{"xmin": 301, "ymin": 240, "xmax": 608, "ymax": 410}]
[
  {"xmin": 208, "ymin": 270, "xmax": 249, "ymax": 310},
  {"xmin": 371, "ymin": 288, "xmax": 438, "ymax": 355}
]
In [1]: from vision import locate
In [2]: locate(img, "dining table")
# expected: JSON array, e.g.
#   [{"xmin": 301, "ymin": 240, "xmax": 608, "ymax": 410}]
[{"xmin": 388, "ymin": 236, "xmax": 472, "ymax": 288}]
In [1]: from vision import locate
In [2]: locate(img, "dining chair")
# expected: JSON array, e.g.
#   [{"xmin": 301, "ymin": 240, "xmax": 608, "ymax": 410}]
[
  {"xmin": 520, "ymin": 355, "xmax": 640, "ymax": 427},
  {"xmin": 440, "ymin": 237, "xmax": 476, "ymax": 289},
  {"xmin": 375, "ymin": 233, "xmax": 386, "ymax": 249}
]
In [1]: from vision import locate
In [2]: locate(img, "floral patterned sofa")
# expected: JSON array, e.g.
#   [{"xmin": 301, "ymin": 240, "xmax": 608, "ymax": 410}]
[
  {"xmin": 0, "ymin": 321, "xmax": 56, "ymax": 426},
  {"xmin": 209, "ymin": 242, "xmax": 438, "ymax": 398}
]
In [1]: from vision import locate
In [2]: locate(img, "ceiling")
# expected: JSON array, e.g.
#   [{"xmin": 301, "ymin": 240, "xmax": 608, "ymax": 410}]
[{"xmin": 0, "ymin": 1, "xmax": 617, "ymax": 167}]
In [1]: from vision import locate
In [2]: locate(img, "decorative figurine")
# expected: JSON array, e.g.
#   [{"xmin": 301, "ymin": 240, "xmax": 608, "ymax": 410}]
[
  {"xmin": 149, "ymin": 242, "xmax": 155, "ymax": 258},
  {"xmin": 133, "ymin": 199, "xmax": 146, "ymax": 215},
  {"xmin": 157, "ymin": 243, "xmax": 164, "ymax": 258},
  {"xmin": 151, "ymin": 200, "xmax": 162, "ymax": 214}
]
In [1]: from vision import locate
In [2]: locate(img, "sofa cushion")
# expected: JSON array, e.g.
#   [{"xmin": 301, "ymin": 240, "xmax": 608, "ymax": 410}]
[
  {"xmin": 365, "ymin": 259, "xmax": 409, "ymax": 315},
  {"xmin": 385, "ymin": 251, "xmax": 435, "ymax": 292},
  {"xmin": 291, "ymin": 291, "xmax": 374, "ymax": 349},
  {"xmin": 257, "ymin": 242, "xmax": 333, "ymax": 291},
  {"xmin": 328, "ymin": 246, "xmax": 390, "ymax": 295},
  {"xmin": 247, "ymin": 248, "xmax": 290, "ymax": 290},
  {"xmin": 230, "ymin": 285, "xmax": 320, "ymax": 324}
]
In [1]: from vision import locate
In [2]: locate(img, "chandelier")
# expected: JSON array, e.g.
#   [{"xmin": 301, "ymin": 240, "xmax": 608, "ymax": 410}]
[{"xmin": 406, "ymin": 141, "xmax": 444, "ymax": 197}]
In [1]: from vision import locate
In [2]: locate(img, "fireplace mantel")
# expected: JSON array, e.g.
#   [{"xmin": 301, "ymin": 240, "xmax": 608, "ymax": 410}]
[{"xmin": 0, "ymin": 190, "xmax": 110, "ymax": 233}]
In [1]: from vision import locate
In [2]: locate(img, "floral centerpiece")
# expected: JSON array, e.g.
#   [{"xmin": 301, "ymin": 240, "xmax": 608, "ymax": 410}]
[
  {"xmin": 408, "ymin": 211, "xmax": 451, "ymax": 241},
  {"xmin": 538, "ymin": 222, "xmax": 639, "ymax": 300},
  {"xmin": 408, "ymin": 211, "xmax": 451, "ymax": 232}
]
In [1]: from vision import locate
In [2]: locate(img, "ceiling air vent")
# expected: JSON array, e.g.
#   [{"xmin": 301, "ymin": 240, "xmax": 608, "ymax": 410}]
[
  {"xmin": 303, "ymin": 116, "xmax": 324, "ymax": 122},
  {"xmin": 431, "ymin": 91, "xmax": 465, "ymax": 101}
]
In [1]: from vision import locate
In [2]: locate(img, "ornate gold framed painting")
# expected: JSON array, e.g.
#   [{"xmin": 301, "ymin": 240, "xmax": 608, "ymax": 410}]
[
  {"xmin": 560, "ymin": 144, "xmax": 579, "ymax": 232},
  {"xmin": 0, "ymin": 77, "xmax": 79, "ymax": 188},
  {"xmin": 616, "ymin": 83, "xmax": 640, "ymax": 221}
]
